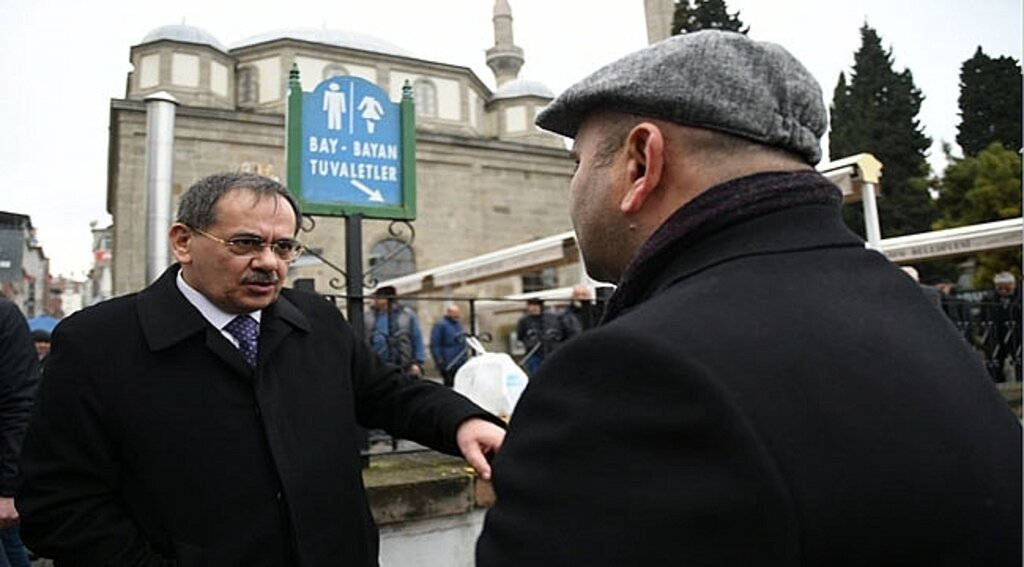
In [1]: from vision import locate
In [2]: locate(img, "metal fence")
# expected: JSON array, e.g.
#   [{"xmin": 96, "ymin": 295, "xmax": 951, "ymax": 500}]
[
  {"xmin": 320, "ymin": 290, "xmax": 1020, "ymax": 459},
  {"xmin": 320, "ymin": 293, "xmax": 604, "ymax": 373},
  {"xmin": 939, "ymin": 293, "xmax": 1021, "ymax": 384},
  {"xmin": 320, "ymin": 292, "xmax": 606, "ymax": 459}
]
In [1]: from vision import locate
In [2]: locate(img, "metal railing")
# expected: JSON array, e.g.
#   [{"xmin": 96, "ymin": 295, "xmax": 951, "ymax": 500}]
[
  {"xmin": 318, "ymin": 290, "xmax": 1021, "ymax": 461},
  {"xmin": 939, "ymin": 294, "xmax": 1021, "ymax": 383},
  {"xmin": 318, "ymin": 292, "xmax": 605, "ymax": 460}
]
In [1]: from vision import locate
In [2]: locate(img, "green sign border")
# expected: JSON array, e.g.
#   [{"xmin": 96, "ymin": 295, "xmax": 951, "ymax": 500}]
[{"xmin": 286, "ymin": 65, "xmax": 417, "ymax": 220}]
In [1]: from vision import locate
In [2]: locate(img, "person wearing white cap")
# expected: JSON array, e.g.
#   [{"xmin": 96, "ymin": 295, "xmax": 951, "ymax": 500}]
[
  {"xmin": 993, "ymin": 270, "xmax": 1017, "ymax": 292},
  {"xmin": 476, "ymin": 30, "xmax": 1021, "ymax": 566},
  {"xmin": 986, "ymin": 271, "xmax": 1021, "ymax": 382}
]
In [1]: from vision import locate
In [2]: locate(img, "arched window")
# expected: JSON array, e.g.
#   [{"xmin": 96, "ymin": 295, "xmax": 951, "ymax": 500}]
[
  {"xmin": 323, "ymin": 64, "xmax": 349, "ymax": 80},
  {"xmin": 237, "ymin": 66, "xmax": 259, "ymax": 106},
  {"xmin": 369, "ymin": 238, "xmax": 416, "ymax": 281},
  {"xmin": 413, "ymin": 79, "xmax": 437, "ymax": 117}
]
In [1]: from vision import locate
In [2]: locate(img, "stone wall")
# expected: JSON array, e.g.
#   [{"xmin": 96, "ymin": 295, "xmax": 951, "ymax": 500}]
[{"xmin": 364, "ymin": 452, "xmax": 496, "ymax": 567}]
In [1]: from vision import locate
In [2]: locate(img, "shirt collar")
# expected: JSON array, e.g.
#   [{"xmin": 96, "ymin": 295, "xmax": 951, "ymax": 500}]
[{"xmin": 176, "ymin": 270, "xmax": 262, "ymax": 330}]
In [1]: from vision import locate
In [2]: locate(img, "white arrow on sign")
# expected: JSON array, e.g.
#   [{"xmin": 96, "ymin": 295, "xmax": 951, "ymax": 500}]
[{"xmin": 350, "ymin": 179, "xmax": 385, "ymax": 203}]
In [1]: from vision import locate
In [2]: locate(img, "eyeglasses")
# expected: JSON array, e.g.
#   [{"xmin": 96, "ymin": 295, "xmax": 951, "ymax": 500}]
[{"xmin": 189, "ymin": 226, "xmax": 304, "ymax": 262}]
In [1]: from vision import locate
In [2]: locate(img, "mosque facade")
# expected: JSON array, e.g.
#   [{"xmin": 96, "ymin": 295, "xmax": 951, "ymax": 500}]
[{"xmin": 107, "ymin": 1, "xmax": 579, "ymax": 302}]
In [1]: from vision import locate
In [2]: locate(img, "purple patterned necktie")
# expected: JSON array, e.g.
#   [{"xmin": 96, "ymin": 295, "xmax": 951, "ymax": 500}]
[{"xmin": 224, "ymin": 315, "xmax": 259, "ymax": 368}]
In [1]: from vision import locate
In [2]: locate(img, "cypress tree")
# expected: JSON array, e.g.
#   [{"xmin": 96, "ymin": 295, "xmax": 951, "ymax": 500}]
[
  {"xmin": 956, "ymin": 48, "xmax": 1022, "ymax": 156},
  {"xmin": 672, "ymin": 0, "xmax": 749, "ymax": 35},
  {"xmin": 829, "ymin": 25, "xmax": 934, "ymax": 239}
]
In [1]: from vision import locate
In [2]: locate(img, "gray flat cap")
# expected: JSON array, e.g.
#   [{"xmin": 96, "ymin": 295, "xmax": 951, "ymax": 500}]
[{"xmin": 535, "ymin": 30, "xmax": 827, "ymax": 164}]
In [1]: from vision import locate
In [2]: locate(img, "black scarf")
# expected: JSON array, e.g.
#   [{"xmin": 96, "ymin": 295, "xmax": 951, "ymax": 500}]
[{"xmin": 601, "ymin": 170, "xmax": 842, "ymax": 323}]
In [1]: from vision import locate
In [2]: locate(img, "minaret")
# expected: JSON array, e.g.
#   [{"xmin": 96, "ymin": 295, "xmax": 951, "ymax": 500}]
[{"xmin": 486, "ymin": 0, "xmax": 524, "ymax": 87}]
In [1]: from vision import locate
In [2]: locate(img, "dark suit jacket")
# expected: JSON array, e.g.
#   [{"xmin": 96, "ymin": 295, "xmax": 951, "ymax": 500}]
[
  {"xmin": 478, "ymin": 201, "xmax": 1022, "ymax": 565},
  {"xmin": 18, "ymin": 266, "xmax": 496, "ymax": 566}
]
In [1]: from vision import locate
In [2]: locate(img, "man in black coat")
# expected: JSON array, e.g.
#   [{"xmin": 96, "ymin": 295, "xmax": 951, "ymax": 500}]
[
  {"xmin": 0, "ymin": 298, "xmax": 39, "ymax": 564},
  {"xmin": 515, "ymin": 299, "xmax": 570, "ymax": 377},
  {"xmin": 985, "ymin": 271, "xmax": 1022, "ymax": 382},
  {"xmin": 476, "ymin": 31, "xmax": 1022, "ymax": 566},
  {"xmin": 17, "ymin": 173, "xmax": 505, "ymax": 566},
  {"xmin": 558, "ymin": 285, "xmax": 601, "ymax": 338}
]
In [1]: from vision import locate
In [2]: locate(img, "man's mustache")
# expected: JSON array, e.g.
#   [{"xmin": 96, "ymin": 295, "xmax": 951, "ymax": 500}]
[{"xmin": 242, "ymin": 271, "xmax": 279, "ymax": 285}]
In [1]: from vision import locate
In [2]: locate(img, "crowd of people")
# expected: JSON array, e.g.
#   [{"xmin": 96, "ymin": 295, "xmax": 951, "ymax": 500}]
[
  {"xmin": 916, "ymin": 270, "xmax": 1023, "ymax": 383},
  {"xmin": 364, "ymin": 283, "xmax": 605, "ymax": 383},
  {"xmin": 0, "ymin": 29, "xmax": 1019, "ymax": 566},
  {"xmin": 372, "ymin": 270, "xmax": 1020, "ymax": 388}
]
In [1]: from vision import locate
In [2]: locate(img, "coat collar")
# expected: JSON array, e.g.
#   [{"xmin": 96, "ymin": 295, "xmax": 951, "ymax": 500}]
[
  {"xmin": 138, "ymin": 266, "xmax": 312, "ymax": 372},
  {"xmin": 138, "ymin": 265, "xmax": 209, "ymax": 351},
  {"xmin": 602, "ymin": 172, "xmax": 863, "ymax": 323}
]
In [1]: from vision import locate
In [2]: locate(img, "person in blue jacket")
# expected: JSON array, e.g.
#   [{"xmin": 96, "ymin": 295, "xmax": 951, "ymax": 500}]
[
  {"xmin": 365, "ymin": 285, "xmax": 426, "ymax": 376},
  {"xmin": 430, "ymin": 304, "xmax": 467, "ymax": 386}
]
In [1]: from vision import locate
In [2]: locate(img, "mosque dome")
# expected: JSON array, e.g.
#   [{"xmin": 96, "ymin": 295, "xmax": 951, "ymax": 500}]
[
  {"xmin": 492, "ymin": 78, "xmax": 554, "ymax": 100},
  {"xmin": 140, "ymin": 24, "xmax": 227, "ymax": 52},
  {"xmin": 230, "ymin": 28, "xmax": 413, "ymax": 58}
]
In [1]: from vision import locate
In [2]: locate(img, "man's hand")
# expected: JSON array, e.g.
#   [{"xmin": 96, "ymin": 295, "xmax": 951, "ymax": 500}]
[
  {"xmin": 456, "ymin": 418, "xmax": 506, "ymax": 480},
  {"xmin": 408, "ymin": 363, "xmax": 422, "ymax": 377},
  {"xmin": 0, "ymin": 497, "xmax": 19, "ymax": 529}
]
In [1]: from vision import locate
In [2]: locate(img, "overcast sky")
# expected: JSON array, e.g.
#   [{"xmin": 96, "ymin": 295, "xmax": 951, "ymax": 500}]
[{"xmin": 1, "ymin": 0, "xmax": 1020, "ymax": 277}]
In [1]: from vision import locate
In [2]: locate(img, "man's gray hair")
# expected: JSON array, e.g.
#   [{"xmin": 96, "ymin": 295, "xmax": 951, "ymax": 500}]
[{"xmin": 176, "ymin": 172, "xmax": 302, "ymax": 234}]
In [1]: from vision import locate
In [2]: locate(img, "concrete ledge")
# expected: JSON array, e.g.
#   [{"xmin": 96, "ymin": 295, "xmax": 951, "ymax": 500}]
[{"xmin": 364, "ymin": 452, "xmax": 491, "ymax": 526}]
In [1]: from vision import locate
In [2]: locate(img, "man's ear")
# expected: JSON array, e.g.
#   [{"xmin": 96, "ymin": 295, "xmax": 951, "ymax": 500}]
[
  {"xmin": 619, "ymin": 123, "xmax": 664, "ymax": 214},
  {"xmin": 169, "ymin": 223, "xmax": 193, "ymax": 265}
]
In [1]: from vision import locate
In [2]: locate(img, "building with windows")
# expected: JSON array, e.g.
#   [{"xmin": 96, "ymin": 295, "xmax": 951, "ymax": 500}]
[
  {"xmin": 87, "ymin": 222, "xmax": 114, "ymax": 305},
  {"xmin": 107, "ymin": 0, "xmax": 578, "ymax": 305},
  {"xmin": 0, "ymin": 211, "xmax": 50, "ymax": 318}
]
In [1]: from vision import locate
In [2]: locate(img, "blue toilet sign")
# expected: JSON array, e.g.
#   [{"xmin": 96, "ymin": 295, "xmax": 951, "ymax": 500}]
[{"xmin": 288, "ymin": 70, "xmax": 416, "ymax": 219}]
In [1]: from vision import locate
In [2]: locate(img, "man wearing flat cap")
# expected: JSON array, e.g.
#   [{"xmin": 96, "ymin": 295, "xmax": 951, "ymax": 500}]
[{"xmin": 476, "ymin": 31, "xmax": 1021, "ymax": 566}]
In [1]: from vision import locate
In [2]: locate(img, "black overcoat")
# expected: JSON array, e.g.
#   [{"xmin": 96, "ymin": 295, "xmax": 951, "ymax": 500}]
[
  {"xmin": 478, "ymin": 193, "xmax": 1022, "ymax": 565},
  {"xmin": 18, "ymin": 266, "xmax": 494, "ymax": 566}
]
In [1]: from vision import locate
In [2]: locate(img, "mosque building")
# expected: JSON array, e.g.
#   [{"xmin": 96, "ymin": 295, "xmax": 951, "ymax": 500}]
[{"xmin": 107, "ymin": 0, "xmax": 580, "ymax": 301}]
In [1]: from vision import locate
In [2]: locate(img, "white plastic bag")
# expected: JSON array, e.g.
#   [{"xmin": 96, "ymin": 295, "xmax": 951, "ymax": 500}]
[{"xmin": 453, "ymin": 337, "xmax": 529, "ymax": 420}]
